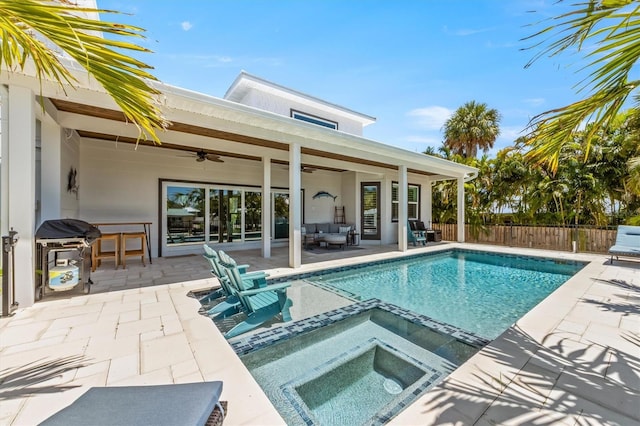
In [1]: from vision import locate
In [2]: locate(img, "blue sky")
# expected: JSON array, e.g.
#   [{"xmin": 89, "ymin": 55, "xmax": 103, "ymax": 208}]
[{"xmin": 99, "ymin": 0, "xmax": 583, "ymax": 156}]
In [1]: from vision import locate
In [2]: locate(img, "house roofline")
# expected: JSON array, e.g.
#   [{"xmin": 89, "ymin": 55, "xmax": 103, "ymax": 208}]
[
  {"xmin": 223, "ymin": 71, "xmax": 377, "ymax": 127},
  {"xmin": 0, "ymin": 61, "xmax": 476, "ymax": 181}
]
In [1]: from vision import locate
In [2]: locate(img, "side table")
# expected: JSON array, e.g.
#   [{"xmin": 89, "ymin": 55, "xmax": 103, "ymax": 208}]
[{"xmin": 348, "ymin": 231, "xmax": 360, "ymax": 246}]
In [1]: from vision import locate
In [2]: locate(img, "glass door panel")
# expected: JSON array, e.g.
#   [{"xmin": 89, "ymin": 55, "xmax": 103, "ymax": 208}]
[
  {"xmin": 273, "ymin": 193, "xmax": 289, "ymax": 239},
  {"xmin": 361, "ymin": 182, "xmax": 380, "ymax": 240},
  {"xmin": 209, "ymin": 189, "xmax": 221, "ymax": 242},
  {"xmin": 224, "ymin": 190, "xmax": 242, "ymax": 243},
  {"xmin": 245, "ymin": 191, "xmax": 262, "ymax": 241},
  {"xmin": 166, "ymin": 186, "xmax": 205, "ymax": 245}
]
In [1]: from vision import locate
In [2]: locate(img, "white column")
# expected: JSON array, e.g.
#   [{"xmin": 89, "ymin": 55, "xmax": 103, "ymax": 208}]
[
  {"xmin": 398, "ymin": 165, "xmax": 408, "ymax": 252},
  {"xmin": 1, "ymin": 85, "xmax": 9, "ymax": 237},
  {"xmin": 288, "ymin": 144, "xmax": 301, "ymax": 268},
  {"xmin": 424, "ymin": 179, "xmax": 433, "ymax": 228},
  {"xmin": 7, "ymin": 85, "xmax": 36, "ymax": 307},
  {"xmin": 40, "ymin": 120, "xmax": 62, "ymax": 223},
  {"xmin": 261, "ymin": 156, "xmax": 271, "ymax": 258},
  {"xmin": 457, "ymin": 177, "xmax": 465, "ymax": 242}
]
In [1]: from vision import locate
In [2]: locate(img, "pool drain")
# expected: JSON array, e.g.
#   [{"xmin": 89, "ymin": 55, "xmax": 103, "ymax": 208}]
[{"xmin": 383, "ymin": 378, "xmax": 403, "ymax": 394}]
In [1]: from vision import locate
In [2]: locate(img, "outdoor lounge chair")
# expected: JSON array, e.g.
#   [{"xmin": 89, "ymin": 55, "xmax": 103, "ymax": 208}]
[
  {"xmin": 40, "ymin": 381, "xmax": 225, "ymax": 426},
  {"xmin": 407, "ymin": 220, "xmax": 426, "ymax": 246},
  {"xmin": 411, "ymin": 219, "xmax": 442, "ymax": 242},
  {"xmin": 200, "ymin": 247, "xmax": 268, "ymax": 317},
  {"xmin": 219, "ymin": 254, "xmax": 293, "ymax": 339},
  {"xmin": 609, "ymin": 225, "xmax": 640, "ymax": 264},
  {"xmin": 200, "ymin": 245, "xmax": 268, "ymax": 297}
]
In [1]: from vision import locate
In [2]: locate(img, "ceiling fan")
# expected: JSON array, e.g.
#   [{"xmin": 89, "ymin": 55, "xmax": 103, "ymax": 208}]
[{"xmin": 181, "ymin": 150, "xmax": 224, "ymax": 163}]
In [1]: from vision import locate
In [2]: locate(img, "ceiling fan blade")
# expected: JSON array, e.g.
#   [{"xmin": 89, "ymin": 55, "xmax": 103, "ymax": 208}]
[{"xmin": 205, "ymin": 154, "xmax": 224, "ymax": 162}]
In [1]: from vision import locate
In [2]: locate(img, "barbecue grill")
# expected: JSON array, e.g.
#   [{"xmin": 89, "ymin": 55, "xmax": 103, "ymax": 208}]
[{"xmin": 35, "ymin": 219, "xmax": 101, "ymax": 300}]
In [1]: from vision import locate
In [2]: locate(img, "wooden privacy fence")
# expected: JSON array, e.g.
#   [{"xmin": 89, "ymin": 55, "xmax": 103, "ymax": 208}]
[{"xmin": 431, "ymin": 223, "xmax": 618, "ymax": 254}]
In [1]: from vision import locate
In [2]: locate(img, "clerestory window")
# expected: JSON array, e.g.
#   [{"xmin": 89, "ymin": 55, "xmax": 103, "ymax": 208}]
[{"xmin": 291, "ymin": 110, "xmax": 338, "ymax": 130}]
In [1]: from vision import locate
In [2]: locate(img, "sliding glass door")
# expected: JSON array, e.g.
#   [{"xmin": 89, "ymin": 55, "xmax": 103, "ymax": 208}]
[
  {"xmin": 165, "ymin": 183, "xmax": 255, "ymax": 247},
  {"xmin": 162, "ymin": 182, "xmax": 296, "ymax": 253}
]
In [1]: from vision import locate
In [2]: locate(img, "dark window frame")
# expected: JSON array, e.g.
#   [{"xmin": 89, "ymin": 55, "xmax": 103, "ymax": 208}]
[
  {"xmin": 391, "ymin": 181, "xmax": 421, "ymax": 223},
  {"xmin": 290, "ymin": 109, "xmax": 338, "ymax": 130}
]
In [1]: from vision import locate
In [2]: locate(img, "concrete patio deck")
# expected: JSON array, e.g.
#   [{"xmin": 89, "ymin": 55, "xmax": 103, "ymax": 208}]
[{"xmin": 0, "ymin": 243, "xmax": 638, "ymax": 425}]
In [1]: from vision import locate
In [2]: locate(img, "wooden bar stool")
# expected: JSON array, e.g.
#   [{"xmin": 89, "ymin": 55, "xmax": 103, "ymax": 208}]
[
  {"xmin": 92, "ymin": 233, "xmax": 120, "ymax": 272},
  {"xmin": 121, "ymin": 232, "xmax": 146, "ymax": 269}
]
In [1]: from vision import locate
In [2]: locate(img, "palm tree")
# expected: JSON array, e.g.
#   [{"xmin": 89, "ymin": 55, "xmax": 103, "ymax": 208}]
[
  {"xmin": 523, "ymin": 0, "xmax": 640, "ymax": 172},
  {"xmin": 0, "ymin": 0, "xmax": 167, "ymax": 141},
  {"xmin": 443, "ymin": 101, "xmax": 501, "ymax": 158}
]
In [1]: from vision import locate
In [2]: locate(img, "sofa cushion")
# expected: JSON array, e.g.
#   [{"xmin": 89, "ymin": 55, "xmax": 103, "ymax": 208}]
[
  {"xmin": 339, "ymin": 225, "xmax": 351, "ymax": 234},
  {"xmin": 316, "ymin": 223, "xmax": 330, "ymax": 233},
  {"xmin": 302, "ymin": 224, "xmax": 316, "ymax": 234}
]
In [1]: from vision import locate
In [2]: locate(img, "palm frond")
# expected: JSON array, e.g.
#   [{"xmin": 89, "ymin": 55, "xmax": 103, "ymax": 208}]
[
  {"xmin": 0, "ymin": 0, "xmax": 168, "ymax": 142},
  {"xmin": 522, "ymin": 0, "xmax": 640, "ymax": 172}
]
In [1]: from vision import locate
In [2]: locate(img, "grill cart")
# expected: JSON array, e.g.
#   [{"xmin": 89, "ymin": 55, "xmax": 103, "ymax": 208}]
[{"xmin": 35, "ymin": 219, "xmax": 101, "ymax": 300}]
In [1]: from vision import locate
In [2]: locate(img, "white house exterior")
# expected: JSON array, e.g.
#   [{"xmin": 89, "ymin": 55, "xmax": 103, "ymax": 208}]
[{"xmin": 1, "ymin": 61, "xmax": 476, "ymax": 308}]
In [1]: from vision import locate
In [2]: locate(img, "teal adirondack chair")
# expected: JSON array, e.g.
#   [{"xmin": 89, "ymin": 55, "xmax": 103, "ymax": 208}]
[
  {"xmin": 219, "ymin": 255, "xmax": 293, "ymax": 339},
  {"xmin": 200, "ymin": 244, "xmax": 268, "ymax": 316},
  {"xmin": 200, "ymin": 246, "xmax": 268, "ymax": 317},
  {"xmin": 407, "ymin": 220, "xmax": 426, "ymax": 246}
]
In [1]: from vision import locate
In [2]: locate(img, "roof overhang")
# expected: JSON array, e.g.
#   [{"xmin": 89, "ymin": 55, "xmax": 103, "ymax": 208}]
[{"xmin": 1, "ymin": 62, "xmax": 477, "ymax": 182}]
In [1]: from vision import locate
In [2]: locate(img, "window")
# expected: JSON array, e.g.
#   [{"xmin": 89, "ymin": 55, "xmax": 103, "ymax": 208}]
[
  {"xmin": 291, "ymin": 110, "xmax": 338, "ymax": 130},
  {"xmin": 391, "ymin": 182, "xmax": 420, "ymax": 222}
]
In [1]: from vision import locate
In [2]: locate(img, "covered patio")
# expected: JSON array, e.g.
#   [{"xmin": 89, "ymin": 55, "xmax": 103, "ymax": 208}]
[{"xmin": 2, "ymin": 68, "xmax": 476, "ymax": 309}]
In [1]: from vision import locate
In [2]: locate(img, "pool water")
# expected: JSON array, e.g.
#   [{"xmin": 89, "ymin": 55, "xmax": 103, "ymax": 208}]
[
  {"xmin": 238, "ymin": 303, "xmax": 485, "ymax": 425},
  {"xmin": 306, "ymin": 250, "xmax": 584, "ymax": 339}
]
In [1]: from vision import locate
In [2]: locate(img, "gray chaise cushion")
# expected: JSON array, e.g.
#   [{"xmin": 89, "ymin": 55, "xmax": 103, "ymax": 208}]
[
  {"xmin": 40, "ymin": 381, "xmax": 223, "ymax": 426},
  {"xmin": 609, "ymin": 225, "xmax": 640, "ymax": 262}
]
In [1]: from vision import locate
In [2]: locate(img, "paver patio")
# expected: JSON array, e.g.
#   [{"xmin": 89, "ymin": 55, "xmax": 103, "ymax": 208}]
[{"xmin": 0, "ymin": 243, "xmax": 638, "ymax": 425}]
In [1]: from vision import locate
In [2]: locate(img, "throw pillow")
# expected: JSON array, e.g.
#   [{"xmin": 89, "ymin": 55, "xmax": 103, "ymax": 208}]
[{"xmin": 339, "ymin": 226, "xmax": 351, "ymax": 234}]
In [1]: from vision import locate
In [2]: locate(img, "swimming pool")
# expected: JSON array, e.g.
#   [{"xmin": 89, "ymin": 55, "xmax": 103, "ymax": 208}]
[
  {"xmin": 282, "ymin": 249, "xmax": 585, "ymax": 339},
  {"xmin": 225, "ymin": 249, "xmax": 584, "ymax": 425}
]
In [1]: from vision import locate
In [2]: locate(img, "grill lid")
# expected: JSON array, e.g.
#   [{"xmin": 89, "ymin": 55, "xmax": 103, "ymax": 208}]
[{"xmin": 35, "ymin": 219, "xmax": 102, "ymax": 241}]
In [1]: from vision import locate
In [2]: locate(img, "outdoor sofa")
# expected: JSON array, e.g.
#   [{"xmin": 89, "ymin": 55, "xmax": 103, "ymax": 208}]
[{"xmin": 302, "ymin": 222, "xmax": 354, "ymax": 248}]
